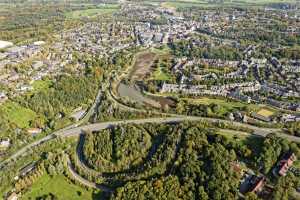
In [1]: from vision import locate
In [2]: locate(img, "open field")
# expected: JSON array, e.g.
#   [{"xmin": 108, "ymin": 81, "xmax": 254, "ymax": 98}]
[
  {"xmin": 129, "ymin": 51, "xmax": 157, "ymax": 80},
  {"xmin": 257, "ymin": 108, "xmax": 275, "ymax": 117},
  {"xmin": 150, "ymin": 45, "xmax": 171, "ymax": 55},
  {"xmin": 186, "ymin": 97, "xmax": 247, "ymax": 108},
  {"xmin": 151, "ymin": 66, "xmax": 172, "ymax": 81},
  {"xmin": 0, "ymin": 101, "xmax": 37, "ymax": 128},
  {"xmin": 66, "ymin": 5, "xmax": 119, "ymax": 19},
  {"xmin": 184, "ymin": 97, "xmax": 279, "ymax": 112},
  {"xmin": 23, "ymin": 174, "xmax": 95, "ymax": 200},
  {"xmin": 159, "ymin": 0, "xmax": 297, "ymax": 9},
  {"xmin": 184, "ymin": 97, "xmax": 268, "ymax": 116},
  {"xmin": 161, "ymin": 1, "xmax": 208, "ymax": 9},
  {"xmin": 216, "ymin": 129, "xmax": 251, "ymax": 140}
]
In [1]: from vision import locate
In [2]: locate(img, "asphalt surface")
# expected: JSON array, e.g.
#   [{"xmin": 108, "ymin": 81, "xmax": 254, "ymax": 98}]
[
  {"xmin": 66, "ymin": 156, "xmax": 113, "ymax": 192},
  {"xmin": 1, "ymin": 115, "xmax": 299, "ymax": 169}
]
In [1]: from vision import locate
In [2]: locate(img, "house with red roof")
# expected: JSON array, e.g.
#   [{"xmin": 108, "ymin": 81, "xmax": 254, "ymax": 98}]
[{"xmin": 277, "ymin": 152, "xmax": 297, "ymax": 176}]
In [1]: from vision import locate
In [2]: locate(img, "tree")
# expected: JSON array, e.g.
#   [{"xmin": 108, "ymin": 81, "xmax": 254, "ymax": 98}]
[
  {"xmin": 244, "ymin": 192, "xmax": 260, "ymax": 200},
  {"xmin": 272, "ymin": 174, "xmax": 296, "ymax": 200},
  {"xmin": 198, "ymin": 186, "xmax": 209, "ymax": 200}
]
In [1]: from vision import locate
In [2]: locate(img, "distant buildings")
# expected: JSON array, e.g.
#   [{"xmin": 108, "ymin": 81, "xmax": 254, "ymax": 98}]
[{"xmin": 160, "ymin": 81, "xmax": 259, "ymax": 103}]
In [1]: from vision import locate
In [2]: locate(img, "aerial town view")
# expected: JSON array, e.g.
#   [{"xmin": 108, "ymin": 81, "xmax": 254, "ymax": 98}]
[{"xmin": 0, "ymin": 0, "xmax": 299, "ymax": 199}]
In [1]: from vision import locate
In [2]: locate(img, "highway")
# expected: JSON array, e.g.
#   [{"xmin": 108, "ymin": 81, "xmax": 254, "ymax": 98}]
[
  {"xmin": 1, "ymin": 114, "xmax": 300, "ymax": 169},
  {"xmin": 0, "ymin": 86, "xmax": 103, "ymax": 169},
  {"xmin": 1, "ymin": 63, "xmax": 299, "ymax": 173}
]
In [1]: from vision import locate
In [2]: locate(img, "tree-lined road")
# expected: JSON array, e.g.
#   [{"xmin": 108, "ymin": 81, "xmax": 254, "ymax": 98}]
[{"xmin": 1, "ymin": 115, "xmax": 300, "ymax": 169}]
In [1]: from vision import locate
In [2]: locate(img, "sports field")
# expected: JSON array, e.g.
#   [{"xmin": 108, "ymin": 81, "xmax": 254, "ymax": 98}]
[{"xmin": 257, "ymin": 108, "xmax": 274, "ymax": 117}]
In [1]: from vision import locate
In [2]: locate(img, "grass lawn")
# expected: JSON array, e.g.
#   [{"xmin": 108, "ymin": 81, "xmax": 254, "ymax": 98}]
[
  {"xmin": 294, "ymin": 160, "xmax": 300, "ymax": 169},
  {"xmin": 150, "ymin": 46, "xmax": 171, "ymax": 55},
  {"xmin": 184, "ymin": 97, "xmax": 276, "ymax": 113},
  {"xmin": 66, "ymin": 5, "xmax": 119, "ymax": 19},
  {"xmin": 186, "ymin": 97, "xmax": 246, "ymax": 108},
  {"xmin": 216, "ymin": 129, "xmax": 251, "ymax": 141},
  {"xmin": 0, "ymin": 101, "xmax": 37, "ymax": 128},
  {"xmin": 151, "ymin": 66, "xmax": 172, "ymax": 81},
  {"xmin": 23, "ymin": 174, "xmax": 95, "ymax": 200}
]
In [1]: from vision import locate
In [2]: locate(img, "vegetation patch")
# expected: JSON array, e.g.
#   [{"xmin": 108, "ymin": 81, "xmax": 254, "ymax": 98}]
[
  {"xmin": 151, "ymin": 66, "xmax": 172, "ymax": 81},
  {"xmin": 66, "ymin": 5, "xmax": 119, "ymax": 19},
  {"xmin": 83, "ymin": 124, "xmax": 152, "ymax": 172},
  {"xmin": 0, "ymin": 101, "xmax": 37, "ymax": 128},
  {"xmin": 22, "ymin": 174, "xmax": 94, "ymax": 200},
  {"xmin": 150, "ymin": 46, "xmax": 171, "ymax": 55},
  {"xmin": 22, "ymin": 75, "xmax": 99, "ymax": 118},
  {"xmin": 129, "ymin": 51, "xmax": 157, "ymax": 81},
  {"xmin": 185, "ymin": 97, "xmax": 246, "ymax": 109}
]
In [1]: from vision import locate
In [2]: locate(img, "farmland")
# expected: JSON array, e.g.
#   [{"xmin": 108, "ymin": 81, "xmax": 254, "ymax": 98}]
[
  {"xmin": 159, "ymin": 0, "xmax": 298, "ymax": 9},
  {"xmin": 65, "ymin": 5, "xmax": 120, "ymax": 19}
]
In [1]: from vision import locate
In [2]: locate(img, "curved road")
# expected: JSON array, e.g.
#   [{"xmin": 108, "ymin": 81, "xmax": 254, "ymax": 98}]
[
  {"xmin": 66, "ymin": 156, "xmax": 113, "ymax": 193},
  {"xmin": 1, "ymin": 116, "xmax": 300, "ymax": 169},
  {"xmin": 1, "ymin": 52, "xmax": 300, "ymax": 172}
]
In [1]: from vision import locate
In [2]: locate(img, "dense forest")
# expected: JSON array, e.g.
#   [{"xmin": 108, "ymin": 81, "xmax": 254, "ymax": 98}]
[
  {"xmin": 20, "ymin": 75, "xmax": 100, "ymax": 118},
  {"xmin": 79, "ymin": 122, "xmax": 300, "ymax": 200},
  {"xmin": 84, "ymin": 124, "xmax": 152, "ymax": 172}
]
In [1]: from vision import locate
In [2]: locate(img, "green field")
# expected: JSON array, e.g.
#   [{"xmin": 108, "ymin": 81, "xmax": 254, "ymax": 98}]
[
  {"xmin": 184, "ymin": 97, "xmax": 267, "ymax": 116},
  {"xmin": 151, "ymin": 66, "xmax": 172, "ymax": 81},
  {"xmin": 161, "ymin": 1, "xmax": 208, "ymax": 9},
  {"xmin": 150, "ymin": 46, "xmax": 171, "ymax": 55},
  {"xmin": 186, "ymin": 97, "xmax": 247, "ymax": 109},
  {"xmin": 216, "ymin": 129, "xmax": 251, "ymax": 140},
  {"xmin": 66, "ymin": 5, "xmax": 119, "ymax": 19},
  {"xmin": 294, "ymin": 160, "xmax": 300, "ymax": 169},
  {"xmin": 23, "ymin": 174, "xmax": 95, "ymax": 200},
  {"xmin": 0, "ymin": 101, "xmax": 37, "ymax": 128},
  {"xmin": 159, "ymin": 0, "xmax": 297, "ymax": 9}
]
